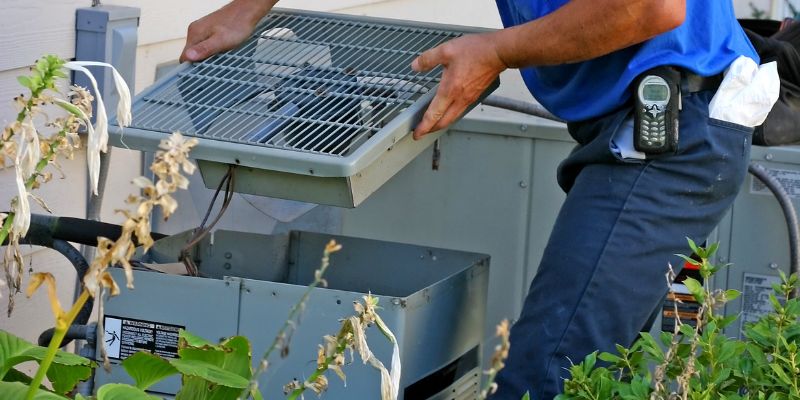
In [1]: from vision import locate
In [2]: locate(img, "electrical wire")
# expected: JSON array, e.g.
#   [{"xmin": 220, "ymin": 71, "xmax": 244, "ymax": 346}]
[
  {"xmin": 748, "ymin": 163, "xmax": 800, "ymax": 298},
  {"xmin": 180, "ymin": 165, "xmax": 237, "ymax": 275}
]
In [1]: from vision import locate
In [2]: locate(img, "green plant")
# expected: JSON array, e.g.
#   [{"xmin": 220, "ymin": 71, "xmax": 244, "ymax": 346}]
[
  {"xmin": 0, "ymin": 329, "xmax": 93, "ymax": 397},
  {"xmin": 556, "ymin": 240, "xmax": 800, "ymax": 400}
]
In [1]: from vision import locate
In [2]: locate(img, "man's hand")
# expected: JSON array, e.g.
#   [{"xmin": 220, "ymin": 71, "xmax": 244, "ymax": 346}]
[
  {"xmin": 180, "ymin": 0, "xmax": 277, "ymax": 63},
  {"xmin": 411, "ymin": 32, "xmax": 507, "ymax": 140}
]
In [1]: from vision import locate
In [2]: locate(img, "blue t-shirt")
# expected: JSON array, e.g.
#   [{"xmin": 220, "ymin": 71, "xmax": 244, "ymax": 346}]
[{"xmin": 495, "ymin": 0, "xmax": 759, "ymax": 121}]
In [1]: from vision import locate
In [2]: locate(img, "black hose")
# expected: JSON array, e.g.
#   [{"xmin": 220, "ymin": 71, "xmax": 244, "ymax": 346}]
[
  {"xmin": 28, "ymin": 213, "xmax": 166, "ymax": 247},
  {"xmin": 748, "ymin": 163, "xmax": 800, "ymax": 298},
  {"xmin": 4, "ymin": 214, "xmax": 165, "ymax": 347},
  {"xmin": 37, "ymin": 324, "xmax": 93, "ymax": 348}
]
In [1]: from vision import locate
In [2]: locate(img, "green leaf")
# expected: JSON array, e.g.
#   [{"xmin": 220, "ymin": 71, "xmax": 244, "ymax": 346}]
[
  {"xmin": 686, "ymin": 237, "xmax": 700, "ymax": 254},
  {"xmin": 121, "ymin": 352, "xmax": 178, "ymax": 390},
  {"xmin": 676, "ymin": 254, "xmax": 702, "ymax": 268},
  {"xmin": 719, "ymin": 314, "xmax": 739, "ymax": 329},
  {"xmin": 0, "ymin": 381, "xmax": 67, "ymax": 399},
  {"xmin": 598, "ymin": 352, "xmax": 621, "ymax": 364},
  {"xmin": 683, "ymin": 277, "xmax": 706, "ymax": 303},
  {"xmin": 218, "ymin": 336, "xmax": 252, "ymax": 380},
  {"xmin": 96, "ymin": 383, "xmax": 161, "ymax": 400},
  {"xmin": 0, "ymin": 330, "xmax": 92, "ymax": 380},
  {"xmin": 768, "ymin": 363, "xmax": 793, "ymax": 386},
  {"xmin": 4, "ymin": 368, "xmax": 33, "ymax": 384},
  {"xmin": 706, "ymin": 242, "xmax": 720, "ymax": 258},
  {"xmin": 168, "ymin": 359, "xmax": 249, "ymax": 388},
  {"xmin": 522, "ymin": 391, "xmax": 531, "ymax": 400},
  {"xmin": 17, "ymin": 76, "xmax": 33, "ymax": 90},
  {"xmin": 638, "ymin": 333, "xmax": 665, "ymax": 362},
  {"xmin": 47, "ymin": 362, "xmax": 93, "ymax": 395},
  {"xmin": 54, "ymin": 100, "xmax": 84, "ymax": 117},
  {"xmin": 179, "ymin": 329, "xmax": 218, "ymax": 349}
]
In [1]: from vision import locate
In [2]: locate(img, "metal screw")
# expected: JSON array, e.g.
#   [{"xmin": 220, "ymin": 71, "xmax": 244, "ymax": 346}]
[
  {"xmin": 769, "ymin": 262, "xmax": 779, "ymax": 270},
  {"xmin": 391, "ymin": 298, "xmax": 401, "ymax": 306},
  {"xmin": 224, "ymin": 263, "xmax": 232, "ymax": 270},
  {"xmin": 519, "ymin": 124, "xmax": 528, "ymax": 132},
  {"xmin": 519, "ymin": 181, "xmax": 528, "ymax": 188},
  {"xmin": 765, "ymin": 153, "xmax": 774, "ymax": 161},
  {"xmin": 224, "ymin": 252, "xmax": 232, "ymax": 259}
]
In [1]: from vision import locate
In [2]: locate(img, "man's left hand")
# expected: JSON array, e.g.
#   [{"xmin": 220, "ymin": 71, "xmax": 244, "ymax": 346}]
[{"xmin": 411, "ymin": 32, "xmax": 507, "ymax": 140}]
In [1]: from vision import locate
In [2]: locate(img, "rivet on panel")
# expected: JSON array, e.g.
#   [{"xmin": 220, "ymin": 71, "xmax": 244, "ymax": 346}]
[
  {"xmin": 769, "ymin": 262, "xmax": 779, "ymax": 270},
  {"xmin": 519, "ymin": 124, "xmax": 528, "ymax": 132},
  {"xmin": 519, "ymin": 181, "xmax": 528, "ymax": 188},
  {"xmin": 224, "ymin": 263, "xmax": 232, "ymax": 270},
  {"xmin": 765, "ymin": 153, "xmax": 774, "ymax": 161}
]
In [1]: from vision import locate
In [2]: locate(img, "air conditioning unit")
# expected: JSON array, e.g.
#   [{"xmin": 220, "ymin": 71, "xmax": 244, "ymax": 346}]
[{"xmin": 109, "ymin": 9, "xmax": 499, "ymax": 207}]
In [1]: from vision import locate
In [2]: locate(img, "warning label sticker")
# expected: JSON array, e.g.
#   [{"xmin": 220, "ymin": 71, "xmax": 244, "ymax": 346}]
[
  {"xmin": 103, "ymin": 315, "xmax": 185, "ymax": 360},
  {"xmin": 740, "ymin": 273, "xmax": 784, "ymax": 337},
  {"xmin": 750, "ymin": 167, "xmax": 800, "ymax": 199}
]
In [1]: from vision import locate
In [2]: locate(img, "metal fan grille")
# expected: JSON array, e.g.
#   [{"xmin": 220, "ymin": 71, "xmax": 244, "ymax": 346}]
[{"xmin": 129, "ymin": 10, "xmax": 461, "ymax": 157}]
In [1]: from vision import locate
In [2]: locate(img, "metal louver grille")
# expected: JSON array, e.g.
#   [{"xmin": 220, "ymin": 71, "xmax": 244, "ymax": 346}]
[
  {"xmin": 128, "ymin": 10, "xmax": 461, "ymax": 157},
  {"xmin": 109, "ymin": 9, "xmax": 498, "ymax": 206}
]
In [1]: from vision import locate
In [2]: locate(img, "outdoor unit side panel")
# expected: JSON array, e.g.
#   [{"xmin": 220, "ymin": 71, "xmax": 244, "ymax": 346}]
[
  {"xmin": 237, "ymin": 279, "xmax": 400, "ymax": 399},
  {"xmin": 720, "ymin": 145, "xmax": 800, "ymax": 339},
  {"xmin": 94, "ymin": 269, "xmax": 241, "ymax": 395}
]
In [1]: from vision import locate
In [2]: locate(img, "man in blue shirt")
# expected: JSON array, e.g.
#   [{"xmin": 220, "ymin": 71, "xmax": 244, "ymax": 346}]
[{"xmin": 182, "ymin": 1, "xmax": 762, "ymax": 398}]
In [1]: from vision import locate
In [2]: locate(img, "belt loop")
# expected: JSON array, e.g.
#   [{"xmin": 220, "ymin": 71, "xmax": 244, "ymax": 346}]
[{"xmin": 679, "ymin": 69, "xmax": 690, "ymax": 95}]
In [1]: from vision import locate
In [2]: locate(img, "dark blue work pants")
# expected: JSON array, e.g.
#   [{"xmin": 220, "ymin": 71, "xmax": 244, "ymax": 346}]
[{"xmin": 492, "ymin": 89, "xmax": 753, "ymax": 400}]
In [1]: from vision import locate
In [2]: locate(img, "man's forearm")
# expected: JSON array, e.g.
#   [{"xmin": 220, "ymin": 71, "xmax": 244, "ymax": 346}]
[
  {"xmin": 492, "ymin": 0, "xmax": 686, "ymax": 68},
  {"xmin": 231, "ymin": 0, "xmax": 280, "ymax": 26}
]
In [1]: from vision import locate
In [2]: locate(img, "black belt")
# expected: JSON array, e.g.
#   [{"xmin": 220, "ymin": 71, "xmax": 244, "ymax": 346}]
[{"xmin": 681, "ymin": 69, "xmax": 723, "ymax": 93}]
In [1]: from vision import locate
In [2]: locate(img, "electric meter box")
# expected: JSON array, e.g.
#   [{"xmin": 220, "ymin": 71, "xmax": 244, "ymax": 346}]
[{"xmin": 93, "ymin": 229, "xmax": 489, "ymax": 400}]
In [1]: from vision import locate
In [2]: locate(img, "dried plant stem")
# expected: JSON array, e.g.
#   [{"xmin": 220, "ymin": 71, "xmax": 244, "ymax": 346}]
[
  {"xmin": 241, "ymin": 242, "xmax": 340, "ymax": 399},
  {"xmin": 286, "ymin": 328, "xmax": 350, "ymax": 400},
  {"xmin": 0, "ymin": 124, "xmax": 71, "ymax": 247},
  {"xmin": 25, "ymin": 289, "xmax": 90, "ymax": 400}
]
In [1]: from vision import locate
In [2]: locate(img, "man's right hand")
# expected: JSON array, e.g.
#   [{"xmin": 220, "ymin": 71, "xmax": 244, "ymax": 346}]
[{"xmin": 180, "ymin": 0, "xmax": 278, "ymax": 63}]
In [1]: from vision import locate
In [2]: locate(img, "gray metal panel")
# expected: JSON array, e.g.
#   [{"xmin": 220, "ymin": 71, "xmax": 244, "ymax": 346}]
[
  {"xmin": 94, "ymin": 269, "xmax": 241, "ymax": 395},
  {"xmin": 75, "ymin": 6, "xmax": 140, "ymax": 113},
  {"xmin": 238, "ymin": 278, "xmax": 401, "ymax": 399},
  {"xmin": 338, "ymin": 127, "xmax": 548, "ymax": 360},
  {"xmin": 719, "ymin": 145, "xmax": 800, "ymax": 338},
  {"xmin": 233, "ymin": 230, "xmax": 488, "ymax": 400},
  {"xmin": 425, "ymin": 368, "xmax": 480, "ymax": 400},
  {"xmin": 286, "ymin": 231, "xmax": 488, "ymax": 297}
]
